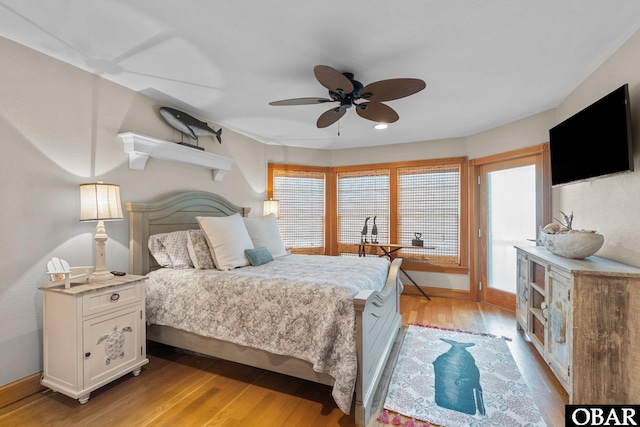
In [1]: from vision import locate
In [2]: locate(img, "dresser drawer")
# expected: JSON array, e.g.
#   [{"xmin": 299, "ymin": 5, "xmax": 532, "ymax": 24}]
[{"xmin": 82, "ymin": 284, "xmax": 141, "ymax": 317}]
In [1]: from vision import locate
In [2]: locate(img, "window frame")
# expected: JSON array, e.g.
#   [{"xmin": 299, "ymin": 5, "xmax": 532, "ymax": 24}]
[
  {"xmin": 396, "ymin": 162, "xmax": 464, "ymax": 267},
  {"xmin": 334, "ymin": 167, "xmax": 391, "ymax": 256},
  {"xmin": 267, "ymin": 163, "xmax": 333, "ymax": 254},
  {"xmin": 268, "ymin": 157, "xmax": 469, "ymax": 274}
]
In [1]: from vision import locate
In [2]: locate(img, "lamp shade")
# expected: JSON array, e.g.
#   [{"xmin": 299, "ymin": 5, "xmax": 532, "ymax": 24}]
[
  {"xmin": 263, "ymin": 199, "xmax": 280, "ymax": 218},
  {"xmin": 80, "ymin": 182, "xmax": 123, "ymax": 221}
]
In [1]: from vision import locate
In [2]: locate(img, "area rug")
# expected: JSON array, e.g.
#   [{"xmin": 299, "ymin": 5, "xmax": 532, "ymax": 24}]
[{"xmin": 382, "ymin": 324, "xmax": 547, "ymax": 427}]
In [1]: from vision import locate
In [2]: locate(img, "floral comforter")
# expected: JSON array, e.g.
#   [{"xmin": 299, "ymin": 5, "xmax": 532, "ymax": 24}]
[{"xmin": 145, "ymin": 254, "xmax": 390, "ymax": 414}]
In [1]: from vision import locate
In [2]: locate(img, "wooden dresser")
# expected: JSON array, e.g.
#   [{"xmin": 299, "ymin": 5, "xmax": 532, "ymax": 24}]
[{"xmin": 515, "ymin": 245, "xmax": 640, "ymax": 404}]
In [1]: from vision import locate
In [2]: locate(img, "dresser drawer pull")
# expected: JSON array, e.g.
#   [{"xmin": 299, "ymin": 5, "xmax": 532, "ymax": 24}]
[{"xmin": 110, "ymin": 293, "xmax": 120, "ymax": 302}]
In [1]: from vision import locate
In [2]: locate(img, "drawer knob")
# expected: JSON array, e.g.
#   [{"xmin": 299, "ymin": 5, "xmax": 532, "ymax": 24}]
[
  {"xmin": 110, "ymin": 293, "xmax": 120, "ymax": 302},
  {"xmin": 85, "ymin": 352, "xmax": 91, "ymax": 358}
]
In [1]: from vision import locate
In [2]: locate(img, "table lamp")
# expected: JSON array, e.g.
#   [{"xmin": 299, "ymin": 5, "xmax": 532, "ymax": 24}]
[
  {"xmin": 80, "ymin": 182, "xmax": 123, "ymax": 281},
  {"xmin": 263, "ymin": 199, "xmax": 280, "ymax": 218}
]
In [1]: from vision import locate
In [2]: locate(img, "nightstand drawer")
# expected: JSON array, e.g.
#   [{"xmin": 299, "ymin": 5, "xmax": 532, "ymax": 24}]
[{"xmin": 83, "ymin": 284, "xmax": 141, "ymax": 317}]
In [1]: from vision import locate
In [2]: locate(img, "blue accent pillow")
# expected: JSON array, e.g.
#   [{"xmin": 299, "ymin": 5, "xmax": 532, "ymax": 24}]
[{"xmin": 245, "ymin": 247, "xmax": 274, "ymax": 266}]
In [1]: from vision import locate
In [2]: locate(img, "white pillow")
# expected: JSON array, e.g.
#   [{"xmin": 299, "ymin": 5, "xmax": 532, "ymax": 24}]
[
  {"xmin": 196, "ymin": 214, "xmax": 254, "ymax": 270},
  {"xmin": 186, "ymin": 229, "xmax": 216, "ymax": 269},
  {"xmin": 148, "ymin": 234, "xmax": 173, "ymax": 267},
  {"xmin": 148, "ymin": 230, "xmax": 194, "ymax": 269},
  {"xmin": 243, "ymin": 214, "xmax": 287, "ymax": 258}
]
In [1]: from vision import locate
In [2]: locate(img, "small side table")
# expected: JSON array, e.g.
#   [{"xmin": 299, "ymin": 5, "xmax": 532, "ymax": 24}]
[
  {"xmin": 40, "ymin": 274, "xmax": 149, "ymax": 403},
  {"xmin": 357, "ymin": 243, "xmax": 434, "ymax": 300}
]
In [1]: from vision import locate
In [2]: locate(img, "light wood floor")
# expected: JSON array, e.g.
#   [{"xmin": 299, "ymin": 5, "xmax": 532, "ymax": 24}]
[{"xmin": 0, "ymin": 295, "xmax": 567, "ymax": 426}]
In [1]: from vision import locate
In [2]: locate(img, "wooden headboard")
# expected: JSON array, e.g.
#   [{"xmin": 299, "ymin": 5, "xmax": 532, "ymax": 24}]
[{"xmin": 124, "ymin": 191, "xmax": 250, "ymax": 275}]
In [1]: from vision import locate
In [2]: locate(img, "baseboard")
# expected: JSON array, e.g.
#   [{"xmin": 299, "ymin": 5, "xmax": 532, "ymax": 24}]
[
  {"xmin": 402, "ymin": 285, "xmax": 470, "ymax": 300},
  {"xmin": 0, "ymin": 372, "xmax": 44, "ymax": 409}
]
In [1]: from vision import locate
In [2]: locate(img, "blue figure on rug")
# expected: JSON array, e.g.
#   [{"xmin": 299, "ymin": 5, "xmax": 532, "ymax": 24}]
[{"xmin": 432, "ymin": 338, "xmax": 486, "ymax": 416}]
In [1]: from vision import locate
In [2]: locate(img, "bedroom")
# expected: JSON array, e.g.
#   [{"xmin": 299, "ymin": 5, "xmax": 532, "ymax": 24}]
[{"xmin": 2, "ymin": 1, "xmax": 640, "ymax": 426}]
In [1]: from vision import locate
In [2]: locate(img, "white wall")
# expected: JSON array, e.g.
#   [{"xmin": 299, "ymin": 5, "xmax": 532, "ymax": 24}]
[
  {"xmin": 0, "ymin": 36, "xmax": 267, "ymax": 386},
  {"xmin": 3, "ymin": 27, "xmax": 640, "ymax": 388}
]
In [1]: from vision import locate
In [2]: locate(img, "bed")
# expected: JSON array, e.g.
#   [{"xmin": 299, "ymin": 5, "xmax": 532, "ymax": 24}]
[{"xmin": 125, "ymin": 191, "xmax": 403, "ymax": 426}]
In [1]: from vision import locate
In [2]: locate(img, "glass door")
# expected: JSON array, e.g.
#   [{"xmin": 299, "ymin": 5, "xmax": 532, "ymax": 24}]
[{"xmin": 478, "ymin": 155, "xmax": 545, "ymax": 309}]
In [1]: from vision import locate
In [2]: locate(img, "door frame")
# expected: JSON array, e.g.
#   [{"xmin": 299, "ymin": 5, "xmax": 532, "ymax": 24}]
[{"xmin": 469, "ymin": 143, "xmax": 551, "ymax": 307}]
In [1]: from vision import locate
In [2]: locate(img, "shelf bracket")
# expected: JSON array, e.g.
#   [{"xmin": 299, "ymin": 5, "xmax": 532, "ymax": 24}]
[{"xmin": 127, "ymin": 151, "xmax": 150, "ymax": 171}]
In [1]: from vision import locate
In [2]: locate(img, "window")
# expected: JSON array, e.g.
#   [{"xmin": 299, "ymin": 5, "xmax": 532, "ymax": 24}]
[
  {"xmin": 269, "ymin": 165, "xmax": 326, "ymax": 254},
  {"xmin": 397, "ymin": 164, "xmax": 461, "ymax": 266},
  {"xmin": 336, "ymin": 168, "xmax": 389, "ymax": 255},
  {"xmin": 268, "ymin": 157, "xmax": 468, "ymax": 272}
]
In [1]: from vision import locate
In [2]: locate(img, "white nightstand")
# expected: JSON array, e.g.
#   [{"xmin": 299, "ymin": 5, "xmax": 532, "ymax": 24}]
[{"xmin": 39, "ymin": 274, "xmax": 149, "ymax": 404}]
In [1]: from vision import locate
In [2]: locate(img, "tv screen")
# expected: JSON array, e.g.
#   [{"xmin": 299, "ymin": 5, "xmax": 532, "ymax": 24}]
[{"xmin": 549, "ymin": 84, "xmax": 633, "ymax": 186}]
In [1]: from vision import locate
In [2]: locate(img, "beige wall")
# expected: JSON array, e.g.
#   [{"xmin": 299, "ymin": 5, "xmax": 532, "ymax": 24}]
[
  {"xmin": 466, "ymin": 110, "xmax": 556, "ymax": 159},
  {"xmin": 327, "ymin": 137, "xmax": 468, "ymax": 166},
  {"xmin": 2, "ymin": 27, "xmax": 640, "ymax": 387},
  {"xmin": 552, "ymin": 31, "xmax": 640, "ymax": 267},
  {"xmin": 0, "ymin": 36, "xmax": 268, "ymax": 386}
]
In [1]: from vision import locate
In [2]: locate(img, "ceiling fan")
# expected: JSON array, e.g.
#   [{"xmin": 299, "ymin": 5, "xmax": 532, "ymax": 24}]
[{"xmin": 269, "ymin": 65, "xmax": 426, "ymax": 128}]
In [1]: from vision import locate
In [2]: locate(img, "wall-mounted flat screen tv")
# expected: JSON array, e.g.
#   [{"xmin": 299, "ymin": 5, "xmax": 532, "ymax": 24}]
[{"xmin": 549, "ymin": 84, "xmax": 633, "ymax": 186}]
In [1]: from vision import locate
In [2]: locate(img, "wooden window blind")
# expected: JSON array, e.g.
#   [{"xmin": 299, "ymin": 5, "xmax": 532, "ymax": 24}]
[
  {"xmin": 336, "ymin": 169, "xmax": 390, "ymax": 255},
  {"xmin": 397, "ymin": 164, "xmax": 461, "ymax": 265},
  {"xmin": 272, "ymin": 168, "xmax": 326, "ymax": 254},
  {"xmin": 269, "ymin": 158, "xmax": 467, "ymax": 272}
]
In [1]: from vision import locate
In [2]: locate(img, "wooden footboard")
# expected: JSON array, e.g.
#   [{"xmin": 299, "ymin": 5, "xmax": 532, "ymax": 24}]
[{"xmin": 354, "ymin": 258, "xmax": 403, "ymax": 426}]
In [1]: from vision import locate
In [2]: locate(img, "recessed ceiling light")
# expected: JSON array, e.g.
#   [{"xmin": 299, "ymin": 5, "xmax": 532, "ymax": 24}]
[{"xmin": 374, "ymin": 123, "xmax": 388, "ymax": 130}]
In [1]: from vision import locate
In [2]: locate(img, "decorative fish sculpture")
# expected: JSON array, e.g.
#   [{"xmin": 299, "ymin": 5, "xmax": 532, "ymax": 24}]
[{"xmin": 159, "ymin": 107, "xmax": 222, "ymax": 143}]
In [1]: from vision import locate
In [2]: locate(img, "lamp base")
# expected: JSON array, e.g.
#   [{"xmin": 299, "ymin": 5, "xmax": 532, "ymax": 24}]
[
  {"xmin": 90, "ymin": 269, "xmax": 114, "ymax": 282},
  {"xmin": 91, "ymin": 221, "xmax": 114, "ymax": 282}
]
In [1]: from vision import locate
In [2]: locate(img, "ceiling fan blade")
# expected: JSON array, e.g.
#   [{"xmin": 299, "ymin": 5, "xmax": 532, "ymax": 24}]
[
  {"xmin": 269, "ymin": 97, "xmax": 334, "ymax": 106},
  {"xmin": 317, "ymin": 107, "xmax": 347, "ymax": 128},
  {"xmin": 356, "ymin": 102, "xmax": 399, "ymax": 123},
  {"xmin": 314, "ymin": 65, "xmax": 354, "ymax": 94},
  {"xmin": 360, "ymin": 78, "xmax": 426, "ymax": 102}
]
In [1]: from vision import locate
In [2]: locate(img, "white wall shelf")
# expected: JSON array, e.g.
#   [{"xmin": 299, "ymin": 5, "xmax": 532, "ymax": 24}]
[{"xmin": 118, "ymin": 132, "xmax": 234, "ymax": 182}]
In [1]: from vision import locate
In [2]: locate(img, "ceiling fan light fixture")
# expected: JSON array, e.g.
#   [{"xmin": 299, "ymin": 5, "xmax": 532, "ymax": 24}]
[
  {"xmin": 374, "ymin": 123, "xmax": 388, "ymax": 130},
  {"xmin": 269, "ymin": 65, "xmax": 426, "ymax": 128}
]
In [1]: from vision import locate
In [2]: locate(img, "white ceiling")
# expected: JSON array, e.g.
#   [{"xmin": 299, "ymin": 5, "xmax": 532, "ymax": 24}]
[{"xmin": 2, "ymin": 1, "xmax": 640, "ymax": 150}]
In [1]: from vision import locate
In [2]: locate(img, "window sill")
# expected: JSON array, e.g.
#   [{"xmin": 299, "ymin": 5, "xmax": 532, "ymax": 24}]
[{"xmin": 402, "ymin": 262, "xmax": 469, "ymax": 275}]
